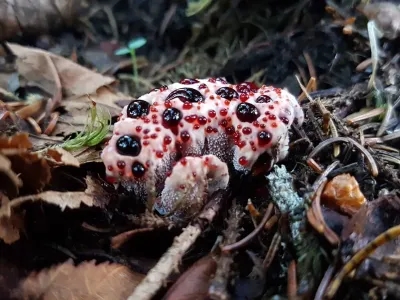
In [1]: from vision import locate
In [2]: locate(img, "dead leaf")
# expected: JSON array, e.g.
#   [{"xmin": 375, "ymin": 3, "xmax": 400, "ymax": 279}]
[
  {"xmin": 111, "ymin": 228, "xmax": 155, "ymax": 249},
  {"xmin": 71, "ymin": 147, "xmax": 103, "ymax": 164},
  {"xmin": 44, "ymin": 147, "xmax": 80, "ymax": 167},
  {"xmin": 0, "ymin": 175, "xmax": 112, "ymax": 244},
  {"xmin": 6, "ymin": 151, "xmax": 51, "ymax": 193},
  {"xmin": 52, "ymin": 86, "xmax": 127, "ymax": 138},
  {"xmin": 341, "ymin": 192, "xmax": 400, "ymax": 279},
  {"xmin": 13, "ymin": 259, "xmax": 145, "ymax": 300},
  {"xmin": 0, "ymin": 132, "xmax": 31, "ymax": 149},
  {"xmin": 6, "ymin": 43, "xmax": 115, "ymax": 98},
  {"xmin": 0, "ymin": 154, "xmax": 22, "ymax": 198},
  {"xmin": 0, "ymin": 0, "xmax": 86, "ymax": 41},
  {"xmin": 163, "ymin": 255, "xmax": 217, "ymax": 300}
]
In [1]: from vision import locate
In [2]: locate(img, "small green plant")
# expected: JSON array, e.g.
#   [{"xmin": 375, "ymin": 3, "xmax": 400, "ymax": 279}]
[
  {"xmin": 60, "ymin": 100, "xmax": 111, "ymax": 151},
  {"xmin": 114, "ymin": 37, "xmax": 147, "ymax": 84},
  {"xmin": 186, "ymin": 0, "xmax": 212, "ymax": 16}
]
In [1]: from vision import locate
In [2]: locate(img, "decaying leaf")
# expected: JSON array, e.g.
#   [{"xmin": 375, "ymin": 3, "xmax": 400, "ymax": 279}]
[
  {"xmin": 341, "ymin": 192, "xmax": 400, "ymax": 279},
  {"xmin": 0, "ymin": 175, "xmax": 112, "ymax": 244},
  {"xmin": 163, "ymin": 255, "xmax": 217, "ymax": 300},
  {"xmin": 0, "ymin": 154, "xmax": 22, "ymax": 198},
  {"xmin": 321, "ymin": 173, "xmax": 366, "ymax": 215},
  {"xmin": 0, "ymin": 0, "xmax": 87, "ymax": 41},
  {"xmin": 52, "ymin": 86, "xmax": 127, "ymax": 138},
  {"xmin": 7, "ymin": 43, "xmax": 115, "ymax": 98},
  {"xmin": 13, "ymin": 259, "xmax": 144, "ymax": 300},
  {"xmin": 6, "ymin": 150, "xmax": 52, "ymax": 193},
  {"xmin": 0, "ymin": 132, "xmax": 31, "ymax": 149},
  {"xmin": 44, "ymin": 147, "xmax": 80, "ymax": 167}
]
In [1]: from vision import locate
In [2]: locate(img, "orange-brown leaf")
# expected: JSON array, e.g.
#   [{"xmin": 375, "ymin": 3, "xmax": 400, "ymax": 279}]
[
  {"xmin": 163, "ymin": 255, "xmax": 217, "ymax": 300},
  {"xmin": 13, "ymin": 259, "xmax": 145, "ymax": 300}
]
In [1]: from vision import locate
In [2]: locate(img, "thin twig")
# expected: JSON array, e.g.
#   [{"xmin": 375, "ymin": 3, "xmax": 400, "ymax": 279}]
[
  {"xmin": 307, "ymin": 137, "xmax": 379, "ymax": 177},
  {"xmin": 221, "ymin": 203, "xmax": 274, "ymax": 253}
]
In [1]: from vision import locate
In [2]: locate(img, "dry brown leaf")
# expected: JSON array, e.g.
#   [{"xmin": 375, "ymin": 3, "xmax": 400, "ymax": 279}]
[
  {"xmin": 163, "ymin": 255, "xmax": 217, "ymax": 300},
  {"xmin": 52, "ymin": 86, "xmax": 128, "ymax": 138},
  {"xmin": 6, "ymin": 151, "xmax": 51, "ymax": 193},
  {"xmin": 71, "ymin": 147, "xmax": 103, "ymax": 164},
  {"xmin": 0, "ymin": 175, "xmax": 111, "ymax": 244},
  {"xmin": 0, "ymin": 132, "xmax": 32, "ymax": 149},
  {"xmin": 341, "ymin": 193, "xmax": 400, "ymax": 279},
  {"xmin": 6, "ymin": 43, "xmax": 115, "ymax": 98},
  {"xmin": 13, "ymin": 259, "xmax": 145, "ymax": 300},
  {"xmin": 0, "ymin": 0, "xmax": 86, "ymax": 41},
  {"xmin": 44, "ymin": 147, "xmax": 80, "ymax": 167},
  {"xmin": 0, "ymin": 154, "xmax": 22, "ymax": 199}
]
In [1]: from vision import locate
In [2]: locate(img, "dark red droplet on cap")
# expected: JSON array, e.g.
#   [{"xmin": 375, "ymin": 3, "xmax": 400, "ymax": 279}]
[
  {"xmin": 166, "ymin": 88, "xmax": 204, "ymax": 103},
  {"xmin": 162, "ymin": 108, "xmax": 182, "ymax": 128},
  {"xmin": 215, "ymin": 87, "xmax": 239, "ymax": 100},
  {"xmin": 216, "ymin": 77, "xmax": 228, "ymax": 84},
  {"xmin": 180, "ymin": 78, "xmax": 199, "ymax": 84},
  {"xmin": 236, "ymin": 103, "xmax": 260, "ymax": 123},
  {"xmin": 255, "ymin": 95, "xmax": 272, "ymax": 103},
  {"xmin": 180, "ymin": 131, "xmax": 190, "ymax": 142},
  {"xmin": 258, "ymin": 130, "xmax": 272, "ymax": 146},
  {"xmin": 237, "ymin": 82, "xmax": 259, "ymax": 93},
  {"xmin": 116, "ymin": 135, "xmax": 141, "ymax": 156},
  {"xmin": 127, "ymin": 100, "xmax": 151, "ymax": 119},
  {"xmin": 132, "ymin": 161, "xmax": 146, "ymax": 178}
]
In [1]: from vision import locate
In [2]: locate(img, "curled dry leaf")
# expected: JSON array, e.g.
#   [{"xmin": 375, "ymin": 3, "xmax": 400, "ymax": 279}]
[
  {"xmin": 52, "ymin": 86, "xmax": 127, "ymax": 139},
  {"xmin": 44, "ymin": 147, "xmax": 80, "ymax": 167},
  {"xmin": 0, "ymin": 0, "xmax": 87, "ymax": 41},
  {"xmin": 341, "ymin": 193, "xmax": 400, "ymax": 279},
  {"xmin": 321, "ymin": 173, "xmax": 366, "ymax": 215},
  {"xmin": 5, "ymin": 150, "xmax": 51, "ymax": 193},
  {"xmin": 0, "ymin": 175, "xmax": 111, "ymax": 244},
  {"xmin": 0, "ymin": 154, "xmax": 22, "ymax": 198},
  {"xmin": 0, "ymin": 132, "xmax": 31, "ymax": 149},
  {"xmin": 163, "ymin": 255, "xmax": 217, "ymax": 300},
  {"xmin": 6, "ymin": 43, "xmax": 115, "ymax": 98},
  {"xmin": 12, "ymin": 259, "xmax": 145, "ymax": 300},
  {"xmin": 0, "ymin": 133, "xmax": 81, "ymax": 197}
]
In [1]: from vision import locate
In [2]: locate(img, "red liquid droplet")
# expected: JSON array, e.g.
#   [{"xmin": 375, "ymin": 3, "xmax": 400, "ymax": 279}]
[
  {"xmin": 258, "ymin": 130, "xmax": 272, "ymax": 146},
  {"xmin": 225, "ymin": 126, "xmax": 235, "ymax": 135},
  {"xmin": 183, "ymin": 102, "xmax": 193, "ymax": 109},
  {"xmin": 220, "ymin": 108, "xmax": 228, "ymax": 116},
  {"xmin": 240, "ymin": 93, "xmax": 249, "ymax": 102},
  {"xmin": 156, "ymin": 151, "xmax": 164, "ymax": 158},
  {"xmin": 117, "ymin": 161, "xmax": 126, "ymax": 169},
  {"xmin": 163, "ymin": 136, "xmax": 172, "ymax": 145},
  {"xmin": 198, "ymin": 116, "xmax": 207, "ymax": 125},
  {"xmin": 242, "ymin": 127, "xmax": 252, "ymax": 135},
  {"xmin": 180, "ymin": 131, "xmax": 191, "ymax": 142},
  {"xmin": 238, "ymin": 156, "xmax": 248, "ymax": 166},
  {"xmin": 208, "ymin": 110, "xmax": 216, "ymax": 118},
  {"xmin": 184, "ymin": 114, "xmax": 197, "ymax": 123}
]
